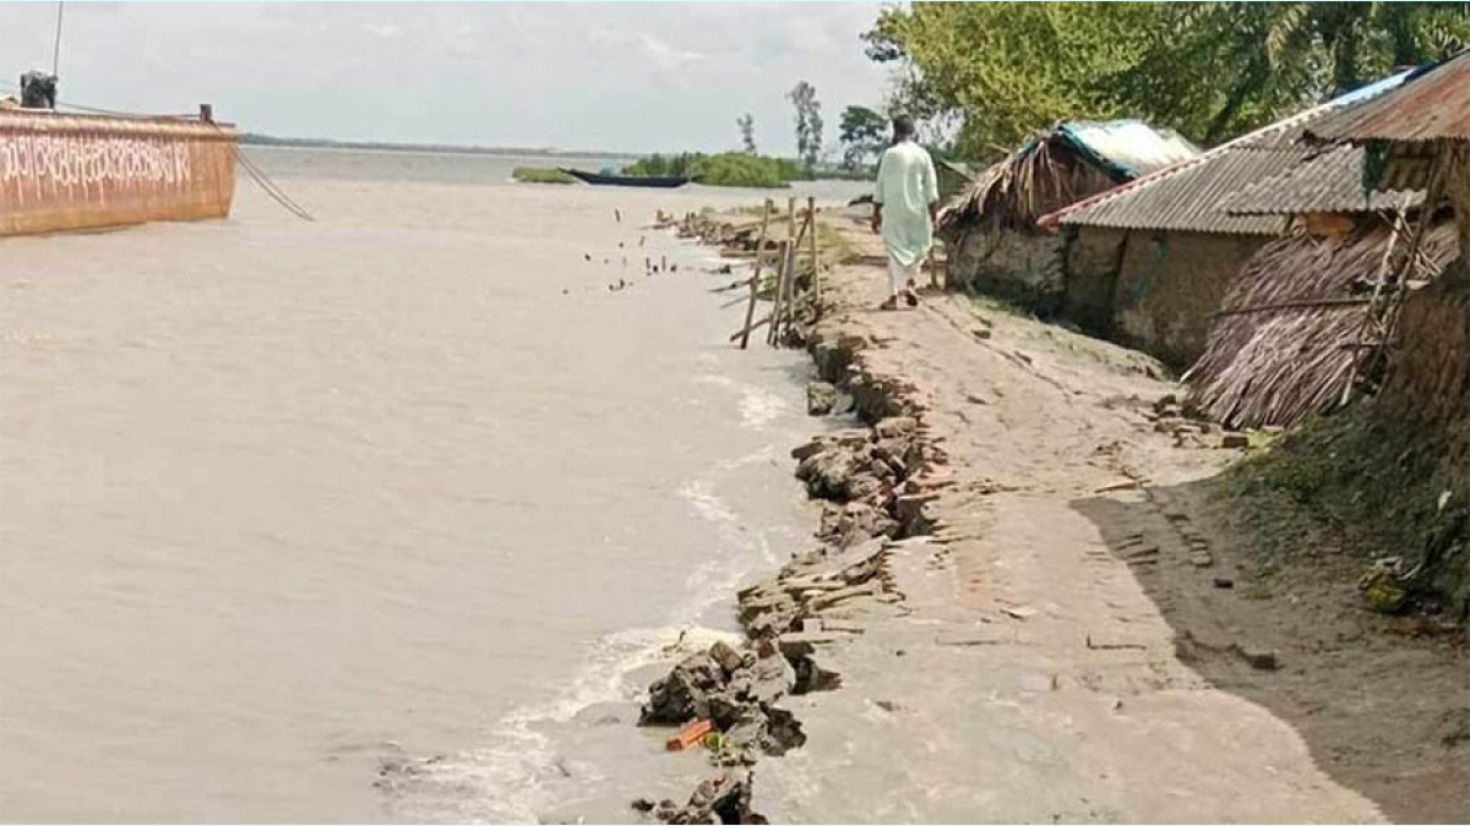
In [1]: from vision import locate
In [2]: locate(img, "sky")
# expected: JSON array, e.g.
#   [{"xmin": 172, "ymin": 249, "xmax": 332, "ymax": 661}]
[{"xmin": 0, "ymin": 2, "xmax": 894, "ymax": 155}]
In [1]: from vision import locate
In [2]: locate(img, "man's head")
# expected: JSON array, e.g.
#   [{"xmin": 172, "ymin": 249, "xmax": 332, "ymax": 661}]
[{"xmin": 892, "ymin": 114, "xmax": 917, "ymax": 143}]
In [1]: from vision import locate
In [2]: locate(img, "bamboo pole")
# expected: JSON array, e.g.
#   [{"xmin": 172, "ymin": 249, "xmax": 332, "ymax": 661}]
[
  {"xmin": 780, "ymin": 238, "xmax": 801, "ymax": 340},
  {"xmin": 738, "ymin": 201, "xmax": 774, "ymax": 350},
  {"xmin": 729, "ymin": 313, "xmax": 773, "ymax": 342},
  {"xmin": 1344, "ymin": 162, "xmax": 1445, "ymax": 402},
  {"xmin": 808, "ymin": 197, "xmax": 820, "ymax": 317},
  {"xmin": 790, "ymin": 237, "xmax": 801, "ymax": 333},
  {"xmin": 767, "ymin": 240, "xmax": 790, "ymax": 345}
]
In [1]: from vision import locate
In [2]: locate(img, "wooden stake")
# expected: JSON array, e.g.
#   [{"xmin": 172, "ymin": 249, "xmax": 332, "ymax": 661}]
[
  {"xmin": 739, "ymin": 201, "xmax": 773, "ymax": 350},
  {"xmin": 767, "ymin": 240, "xmax": 790, "ymax": 345},
  {"xmin": 729, "ymin": 312, "xmax": 773, "ymax": 342},
  {"xmin": 808, "ymin": 197, "xmax": 820, "ymax": 317},
  {"xmin": 780, "ymin": 239, "xmax": 798, "ymax": 340}
]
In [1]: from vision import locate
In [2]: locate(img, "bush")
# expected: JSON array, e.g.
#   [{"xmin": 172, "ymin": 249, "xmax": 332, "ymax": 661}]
[
  {"xmin": 512, "ymin": 167, "xmax": 576, "ymax": 184},
  {"xmin": 622, "ymin": 152, "xmax": 814, "ymax": 189}
]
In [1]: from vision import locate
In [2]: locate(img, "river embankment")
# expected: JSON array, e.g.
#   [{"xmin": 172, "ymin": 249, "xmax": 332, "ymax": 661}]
[{"xmin": 625, "ymin": 205, "xmax": 1467, "ymax": 824}]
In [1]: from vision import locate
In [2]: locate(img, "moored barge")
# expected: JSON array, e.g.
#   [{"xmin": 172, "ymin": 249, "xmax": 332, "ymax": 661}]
[{"xmin": 0, "ymin": 104, "xmax": 238, "ymax": 237}]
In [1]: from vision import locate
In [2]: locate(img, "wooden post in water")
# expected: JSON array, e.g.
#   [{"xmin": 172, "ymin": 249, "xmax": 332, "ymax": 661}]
[
  {"xmin": 738, "ymin": 201, "xmax": 773, "ymax": 350},
  {"xmin": 807, "ymin": 197, "xmax": 820, "ymax": 317},
  {"xmin": 786, "ymin": 198, "xmax": 797, "ymax": 269},
  {"xmin": 781, "ymin": 239, "xmax": 798, "ymax": 340},
  {"xmin": 767, "ymin": 240, "xmax": 790, "ymax": 346}
]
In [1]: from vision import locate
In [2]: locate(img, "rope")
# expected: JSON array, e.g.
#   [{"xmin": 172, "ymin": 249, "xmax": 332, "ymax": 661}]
[
  {"xmin": 233, "ymin": 145, "xmax": 315, "ymax": 222},
  {"xmin": 1, "ymin": 80, "xmax": 315, "ymax": 223}
]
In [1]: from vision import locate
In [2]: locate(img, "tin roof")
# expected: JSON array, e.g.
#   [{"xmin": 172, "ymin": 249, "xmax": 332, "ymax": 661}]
[
  {"xmin": 1055, "ymin": 120, "xmax": 1200, "ymax": 178},
  {"xmin": 1305, "ymin": 51, "xmax": 1470, "ymax": 144},
  {"xmin": 1041, "ymin": 69, "xmax": 1415, "ymax": 235},
  {"xmin": 1220, "ymin": 144, "xmax": 1425, "ymax": 215}
]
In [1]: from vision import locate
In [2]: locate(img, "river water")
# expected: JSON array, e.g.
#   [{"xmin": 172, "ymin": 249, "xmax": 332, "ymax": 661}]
[{"xmin": 0, "ymin": 149, "xmax": 864, "ymax": 822}]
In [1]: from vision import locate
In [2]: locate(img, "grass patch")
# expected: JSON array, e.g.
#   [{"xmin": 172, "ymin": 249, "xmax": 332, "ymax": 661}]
[
  {"xmin": 1219, "ymin": 405, "xmax": 1468, "ymax": 615},
  {"xmin": 512, "ymin": 167, "xmax": 575, "ymax": 184},
  {"xmin": 969, "ymin": 292, "xmax": 1032, "ymax": 318}
]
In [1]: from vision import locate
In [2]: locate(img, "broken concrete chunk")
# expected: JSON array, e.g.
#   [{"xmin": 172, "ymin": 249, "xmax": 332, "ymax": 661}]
[
  {"xmin": 708, "ymin": 640, "xmax": 744, "ymax": 674},
  {"xmin": 640, "ymin": 652, "xmax": 725, "ymax": 725},
  {"xmin": 1234, "ymin": 646, "xmax": 1281, "ymax": 671},
  {"xmin": 777, "ymin": 632, "xmax": 841, "ymax": 658},
  {"xmin": 873, "ymin": 416, "xmax": 918, "ymax": 440},
  {"xmin": 806, "ymin": 381, "xmax": 837, "ymax": 416},
  {"xmin": 807, "ymin": 580, "xmax": 882, "ymax": 611}
]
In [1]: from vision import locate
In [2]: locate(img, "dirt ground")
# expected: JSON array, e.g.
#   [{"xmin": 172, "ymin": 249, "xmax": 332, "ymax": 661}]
[{"xmin": 748, "ymin": 209, "xmax": 1469, "ymax": 823}]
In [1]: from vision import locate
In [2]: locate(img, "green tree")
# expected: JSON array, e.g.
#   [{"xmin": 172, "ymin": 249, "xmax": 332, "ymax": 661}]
[
  {"xmin": 788, "ymin": 81, "xmax": 824, "ymax": 169},
  {"xmin": 839, "ymin": 105, "xmax": 888, "ymax": 170},
  {"xmin": 736, "ymin": 113, "xmax": 756, "ymax": 154},
  {"xmin": 862, "ymin": 2, "xmax": 1470, "ymax": 155}
]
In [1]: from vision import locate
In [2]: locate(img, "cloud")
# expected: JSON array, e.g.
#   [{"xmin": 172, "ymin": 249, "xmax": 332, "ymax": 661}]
[
  {"xmin": 588, "ymin": 28, "xmax": 704, "ymax": 71},
  {"xmin": 362, "ymin": 21, "xmax": 403, "ymax": 40},
  {"xmin": 0, "ymin": 2, "xmax": 890, "ymax": 155}
]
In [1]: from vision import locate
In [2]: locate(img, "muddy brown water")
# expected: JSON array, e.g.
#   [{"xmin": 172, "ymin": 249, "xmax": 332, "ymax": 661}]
[{"xmin": 0, "ymin": 149, "xmax": 866, "ymax": 822}]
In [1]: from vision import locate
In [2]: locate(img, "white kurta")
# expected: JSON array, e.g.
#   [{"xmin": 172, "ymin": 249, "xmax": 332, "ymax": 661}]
[{"xmin": 874, "ymin": 140, "xmax": 939, "ymax": 268}]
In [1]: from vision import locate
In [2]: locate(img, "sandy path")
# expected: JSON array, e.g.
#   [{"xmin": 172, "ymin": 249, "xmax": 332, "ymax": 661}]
[{"xmin": 754, "ymin": 214, "xmax": 1384, "ymax": 823}]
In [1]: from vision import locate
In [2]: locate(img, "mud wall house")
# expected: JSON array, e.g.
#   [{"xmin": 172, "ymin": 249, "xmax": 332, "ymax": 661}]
[
  {"xmin": 1040, "ymin": 71, "xmax": 1416, "ymax": 369},
  {"xmin": 1300, "ymin": 51, "xmax": 1470, "ymax": 434},
  {"xmin": 1278, "ymin": 51, "xmax": 1468, "ymax": 614},
  {"xmin": 938, "ymin": 121, "xmax": 1197, "ymax": 311}
]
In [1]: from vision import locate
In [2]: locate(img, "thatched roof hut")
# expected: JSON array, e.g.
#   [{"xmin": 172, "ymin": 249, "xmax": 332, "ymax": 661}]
[
  {"xmin": 1186, "ymin": 53, "xmax": 1469, "ymax": 430},
  {"xmin": 941, "ymin": 120, "xmax": 1197, "ymax": 234},
  {"xmin": 939, "ymin": 120, "xmax": 1195, "ymax": 309},
  {"xmin": 1034, "ymin": 69, "xmax": 1418, "ymax": 367}
]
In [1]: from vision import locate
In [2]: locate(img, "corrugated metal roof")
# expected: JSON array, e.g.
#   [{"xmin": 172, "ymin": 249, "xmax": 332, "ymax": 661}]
[
  {"xmin": 1056, "ymin": 147, "xmax": 1297, "ymax": 234},
  {"xmin": 1042, "ymin": 69, "xmax": 1415, "ymax": 235},
  {"xmin": 1220, "ymin": 144, "xmax": 1425, "ymax": 215},
  {"xmin": 1305, "ymin": 52, "xmax": 1470, "ymax": 143},
  {"xmin": 1058, "ymin": 120, "xmax": 1199, "ymax": 177}
]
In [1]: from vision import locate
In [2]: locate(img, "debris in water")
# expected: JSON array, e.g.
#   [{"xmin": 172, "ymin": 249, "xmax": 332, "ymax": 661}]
[{"xmin": 666, "ymin": 719, "xmax": 714, "ymax": 752}]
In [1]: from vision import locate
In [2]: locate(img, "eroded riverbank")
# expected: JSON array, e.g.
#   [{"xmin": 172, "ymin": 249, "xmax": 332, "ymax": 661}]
[{"xmin": 624, "ymin": 206, "xmax": 1467, "ymax": 824}]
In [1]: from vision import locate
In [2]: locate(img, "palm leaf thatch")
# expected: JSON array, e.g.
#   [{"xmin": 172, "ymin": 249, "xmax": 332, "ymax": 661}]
[
  {"xmin": 1185, "ymin": 216, "xmax": 1459, "ymax": 429},
  {"xmin": 940, "ymin": 135, "xmax": 1121, "ymax": 236}
]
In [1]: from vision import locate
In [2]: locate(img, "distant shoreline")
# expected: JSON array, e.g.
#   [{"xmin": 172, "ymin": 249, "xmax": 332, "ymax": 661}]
[{"xmin": 238, "ymin": 132, "xmax": 640, "ymax": 160}]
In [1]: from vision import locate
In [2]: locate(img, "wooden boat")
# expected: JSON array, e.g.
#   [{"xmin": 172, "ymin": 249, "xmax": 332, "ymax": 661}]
[{"xmin": 561, "ymin": 168, "xmax": 689, "ymax": 188}]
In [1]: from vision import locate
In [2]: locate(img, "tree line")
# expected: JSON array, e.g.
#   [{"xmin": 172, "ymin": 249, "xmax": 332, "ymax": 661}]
[{"xmin": 861, "ymin": 2, "xmax": 1470, "ymax": 160}]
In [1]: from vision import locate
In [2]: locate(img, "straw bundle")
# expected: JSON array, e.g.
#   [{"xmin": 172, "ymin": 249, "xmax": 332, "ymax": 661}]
[{"xmin": 1185, "ymin": 216, "xmax": 1459, "ymax": 429}]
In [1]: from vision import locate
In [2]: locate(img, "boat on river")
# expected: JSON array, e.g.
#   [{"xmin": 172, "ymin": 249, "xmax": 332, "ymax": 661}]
[
  {"xmin": 560, "ymin": 168, "xmax": 688, "ymax": 188},
  {"xmin": 1, "ymin": 103, "xmax": 238, "ymax": 237}
]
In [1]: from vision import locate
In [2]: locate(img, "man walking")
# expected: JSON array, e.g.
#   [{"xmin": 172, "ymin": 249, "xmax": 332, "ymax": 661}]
[{"xmin": 871, "ymin": 114, "xmax": 938, "ymax": 310}]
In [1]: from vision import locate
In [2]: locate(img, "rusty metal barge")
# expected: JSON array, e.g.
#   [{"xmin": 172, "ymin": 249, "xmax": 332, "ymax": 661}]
[{"xmin": 0, "ymin": 104, "xmax": 238, "ymax": 237}]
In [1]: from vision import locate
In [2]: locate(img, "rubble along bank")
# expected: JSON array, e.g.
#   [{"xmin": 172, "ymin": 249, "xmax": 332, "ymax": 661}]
[
  {"xmin": 625, "ymin": 213, "xmax": 949, "ymax": 824},
  {"xmin": 630, "ymin": 206, "xmax": 1463, "ymax": 824}
]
